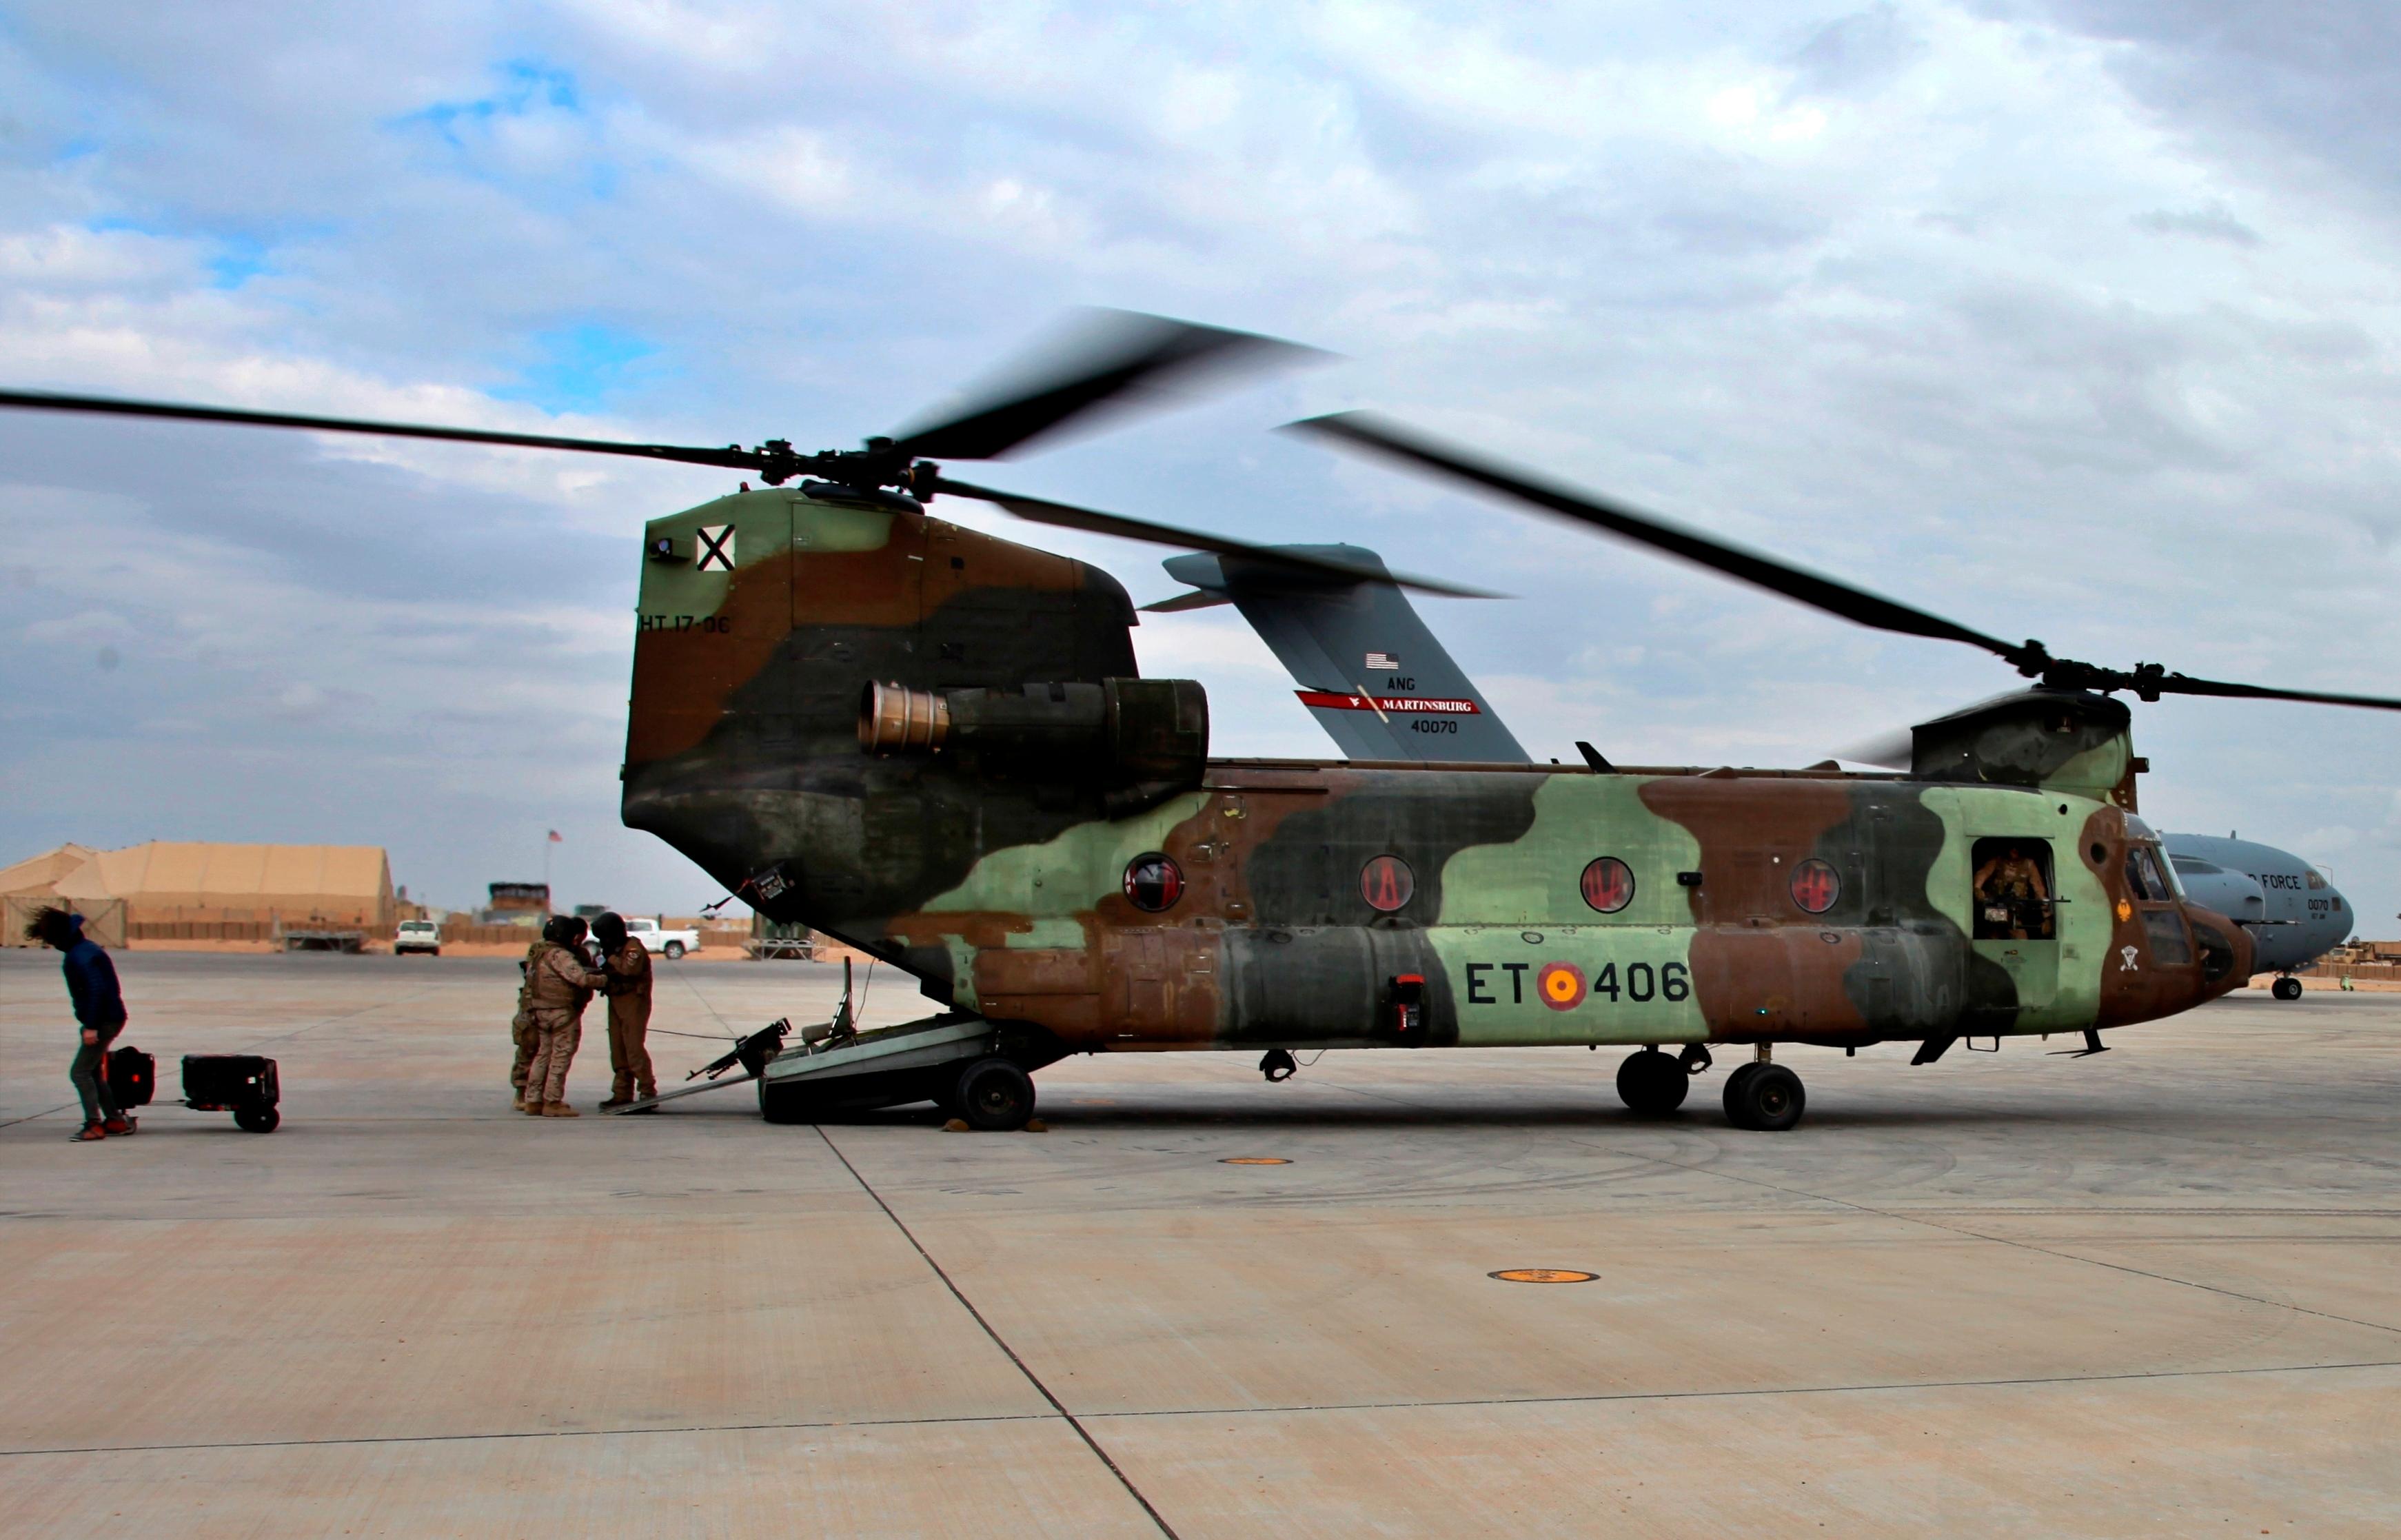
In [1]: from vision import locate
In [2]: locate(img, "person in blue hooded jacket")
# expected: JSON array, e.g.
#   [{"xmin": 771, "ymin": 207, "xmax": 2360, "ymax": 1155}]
[{"xmin": 27, "ymin": 906, "xmax": 132, "ymax": 1141}]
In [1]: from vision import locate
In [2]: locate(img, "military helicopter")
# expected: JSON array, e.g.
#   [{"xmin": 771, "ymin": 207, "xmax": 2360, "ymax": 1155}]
[{"xmin": 10, "ymin": 312, "xmax": 2400, "ymax": 1134}]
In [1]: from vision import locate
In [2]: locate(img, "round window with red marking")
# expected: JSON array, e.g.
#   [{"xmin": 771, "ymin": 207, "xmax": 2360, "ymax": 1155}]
[
  {"xmin": 1790, "ymin": 858, "xmax": 1841, "ymax": 915},
  {"xmin": 1580, "ymin": 856, "xmax": 1635, "ymax": 914},
  {"xmin": 1359, "ymin": 854, "xmax": 1415, "ymax": 913},
  {"xmin": 1123, "ymin": 853, "xmax": 1184, "ymax": 913}
]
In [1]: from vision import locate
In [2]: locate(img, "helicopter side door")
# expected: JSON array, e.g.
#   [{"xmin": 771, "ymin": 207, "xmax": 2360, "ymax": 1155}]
[{"xmin": 1968, "ymin": 835, "xmax": 2060, "ymax": 1012}]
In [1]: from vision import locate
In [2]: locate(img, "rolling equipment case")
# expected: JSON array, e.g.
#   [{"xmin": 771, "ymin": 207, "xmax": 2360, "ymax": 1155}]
[
  {"xmin": 105, "ymin": 1046, "xmax": 155, "ymax": 1108},
  {"xmin": 182, "ymin": 1054, "xmax": 281, "ymax": 1133}
]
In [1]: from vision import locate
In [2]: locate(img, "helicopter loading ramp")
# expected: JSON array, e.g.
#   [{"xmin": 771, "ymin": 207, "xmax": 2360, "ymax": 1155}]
[
  {"xmin": 604, "ymin": 1013, "xmax": 1004, "ymax": 1119},
  {"xmin": 755, "ymin": 1013, "xmax": 1013, "ymax": 1123}
]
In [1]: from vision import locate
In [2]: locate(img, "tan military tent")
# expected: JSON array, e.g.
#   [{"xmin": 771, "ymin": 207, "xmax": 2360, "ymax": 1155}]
[
  {"xmin": 1, "ymin": 843, "xmax": 123, "ymax": 946},
  {"xmin": 0, "ymin": 841, "xmax": 392, "ymax": 945}
]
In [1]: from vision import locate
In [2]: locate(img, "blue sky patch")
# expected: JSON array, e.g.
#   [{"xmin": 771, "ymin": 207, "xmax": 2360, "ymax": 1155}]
[
  {"xmin": 207, "ymin": 234, "xmax": 270, "ymax": 289},
  {"xmin": 397, "ymin": 59, "xmax": 584, "ymax": 147},
  {"xmin": 493, "ymin": 324, "xmax": 663, "ymax": 414}
]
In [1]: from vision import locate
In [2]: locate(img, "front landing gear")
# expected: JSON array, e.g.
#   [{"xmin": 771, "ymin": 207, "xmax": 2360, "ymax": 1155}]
[
  {"xmin": 1615, "ymin": 1048, "xmax": 1688, "ymax": 1115},
  {"xmin": 1723, "ymin": 1050, "xmax": 1805, "ymax": 1132},
  {"xmin": 2272, "ymin": 975, "xmax": 2304, "ymax": 1001}
]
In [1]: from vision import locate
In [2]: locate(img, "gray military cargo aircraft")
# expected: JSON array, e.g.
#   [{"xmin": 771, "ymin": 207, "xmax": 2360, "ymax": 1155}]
[
  {"xmin": 2160, "ymin": 835, "xmax": 2351, "ymax": 997},
  {"xmin": 1164, "ymin": 546, "xmax": 2354, "ymax": 1000}
]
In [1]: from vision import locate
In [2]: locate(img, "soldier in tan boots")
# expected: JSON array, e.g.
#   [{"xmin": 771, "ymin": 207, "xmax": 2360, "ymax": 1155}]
[
  {"xmin": 522, "ymin": 915, "xmax": 607, "ymax": 1117},
  {"xmin": 509, "ymin": 928, "xmax": 558, "ymax": 1111},
  {"xmin": 589, "ymin": 913, "xmax": 657, "ymax": 1111}
]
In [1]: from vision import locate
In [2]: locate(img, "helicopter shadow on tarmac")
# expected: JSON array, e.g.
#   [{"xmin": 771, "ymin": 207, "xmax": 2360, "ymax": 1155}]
[{"xmin": 756, "ymin": 1088, "xmax": 2143, "ymax": 1135}]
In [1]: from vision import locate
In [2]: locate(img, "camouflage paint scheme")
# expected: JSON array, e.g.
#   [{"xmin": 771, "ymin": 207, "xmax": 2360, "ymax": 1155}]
[{"xmin": 623, "ymin": 489, "xmax": 2249, "ymax": 1068}]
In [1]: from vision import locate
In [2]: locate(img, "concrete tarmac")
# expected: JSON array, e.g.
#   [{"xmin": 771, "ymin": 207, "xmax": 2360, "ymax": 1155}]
[{"xmin": 3, "ymin": 949, "xmax": 2398, "ymax": 1537}]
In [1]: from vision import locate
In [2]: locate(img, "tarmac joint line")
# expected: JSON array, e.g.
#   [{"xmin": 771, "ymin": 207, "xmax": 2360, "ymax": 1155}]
[{"xmin": 815, "ymin": 1125, "xmax": 1183, "ymax": 1540}]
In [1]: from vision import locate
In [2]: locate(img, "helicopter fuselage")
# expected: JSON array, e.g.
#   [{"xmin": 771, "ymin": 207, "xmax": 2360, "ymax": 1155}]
[{"xmin": 620, "ymin": 487, "xmax": 2248, "ymax": 1071}]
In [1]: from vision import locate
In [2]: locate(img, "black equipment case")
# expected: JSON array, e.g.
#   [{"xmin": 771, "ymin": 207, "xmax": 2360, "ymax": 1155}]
[
  {"xmin": 181, "ymin": 1054, "xmax": 281, "ymax": 1133},
  {"xmin": 105, "ymin": 1046, "xmax": 155, "ymax": 1108}
]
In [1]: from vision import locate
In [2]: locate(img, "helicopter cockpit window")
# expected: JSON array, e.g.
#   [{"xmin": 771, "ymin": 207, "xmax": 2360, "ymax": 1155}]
[
  {"xmin": 1971, "ymin": 838, "xmax": 2054, "ymax": 940},
  {"xmin": 2125, "ymin": 846, "xmax": 2174, "ymax": 904}
]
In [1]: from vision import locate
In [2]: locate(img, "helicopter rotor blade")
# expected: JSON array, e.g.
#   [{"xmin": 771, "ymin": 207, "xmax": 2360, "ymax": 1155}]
[
  {"xmin": 893, "ymin": 310, "xmax": 1328, "ymax": 462},
  {"xmin": 2077, "ymin": 669, "xmax": 2401, "ymax": 713},
  {"xmin": 0, "ymin": 389, "xmax": 780, "ymax": 474},
  {"xmin": 930, "ymin": 476, "xmax": 1501, "ymax": 600},
  {"xmin": 1290, "ymin": 410, "xmax": 2040, "ymax": 668},
  {"xmin": 1297, "ymin": 411, "xmax": 2401, "ymax": 718}
]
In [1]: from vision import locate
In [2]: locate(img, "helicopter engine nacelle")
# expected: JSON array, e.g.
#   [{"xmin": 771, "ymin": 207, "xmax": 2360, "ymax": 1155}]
[{"xmin": 861, "ymin": 677, "xmax": 1208, "ymax": 817}]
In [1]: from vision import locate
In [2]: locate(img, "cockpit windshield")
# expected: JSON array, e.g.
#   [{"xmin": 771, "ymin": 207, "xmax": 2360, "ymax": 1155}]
[
  {"xmin": 2125, "ymin": 848, "xmax": 2166, "ymax": 902},
  {"xmin": 2119, "ymin": 817, "xmax": 2185, "ymax": 900}
]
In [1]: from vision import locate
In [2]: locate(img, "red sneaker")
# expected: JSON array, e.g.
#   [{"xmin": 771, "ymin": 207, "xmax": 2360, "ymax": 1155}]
[
  {"xmin": 103, "ymin": 1117, "xmax": 134, "ymax": 1136},
  {"xmin": 70, "ymin": 1123, "xmax": 108, "ymax": 1142}
]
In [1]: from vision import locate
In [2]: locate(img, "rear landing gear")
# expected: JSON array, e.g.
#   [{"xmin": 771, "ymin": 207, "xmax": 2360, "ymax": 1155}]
[
  {"xmin": 1614, "ymin": 1048, "xmax": 1688, "ymax": 1115},
  {"xmin": 2272, "ymin": 976, "xmax": 2303, "ymax": 1001},
  {"xmin": 953, "ymin": 1057, "xmax": 1037, "ymax": 1132},
  {"xmin": 1723, "ymin": 1060, "xmax": 1805, "ymax": 1131}
]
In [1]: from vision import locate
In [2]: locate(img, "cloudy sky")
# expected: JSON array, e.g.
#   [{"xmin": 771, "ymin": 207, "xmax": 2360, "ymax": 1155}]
[{"xmin": 4, "ymin": 1, "xmax": 2400, "ymax": 927}]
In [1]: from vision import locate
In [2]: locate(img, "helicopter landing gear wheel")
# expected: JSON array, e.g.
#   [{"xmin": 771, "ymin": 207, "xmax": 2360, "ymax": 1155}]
[
  {"xmin": 1724, "ymin": 1062, "xmax": 1805, "ymax": 1131},
  {"xmin": 953, "ymin": 1057, "xmax": 1037, "ymax": 1132},
  {"xmin": 1614, "ymin": 1048, "xmax": 1688, "ymax": 1115},
  {"xmin": 2273, "ymin": 976, "xmax": 2303, "ymax": 1001}
]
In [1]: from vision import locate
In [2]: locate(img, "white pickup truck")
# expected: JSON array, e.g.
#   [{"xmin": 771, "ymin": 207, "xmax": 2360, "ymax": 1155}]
[
  {"xmin": 625, "ymin": 916, "xmax": 699, "ymax": 960},
  {"xmin": 394, "ymin": 919, "xmax": 441, "ymax": 956}
]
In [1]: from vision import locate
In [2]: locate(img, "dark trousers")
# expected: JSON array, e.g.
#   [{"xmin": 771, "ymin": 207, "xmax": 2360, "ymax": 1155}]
[{"xmin": 71, "ymin": 1022, "xmax": 122, "ymax": 1124}]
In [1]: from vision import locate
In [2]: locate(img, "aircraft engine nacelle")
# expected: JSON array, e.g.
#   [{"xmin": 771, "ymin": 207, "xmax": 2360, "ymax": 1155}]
[{"xmin": 861, "ymin": 677, "xmax": 1208, "ymax": 817}]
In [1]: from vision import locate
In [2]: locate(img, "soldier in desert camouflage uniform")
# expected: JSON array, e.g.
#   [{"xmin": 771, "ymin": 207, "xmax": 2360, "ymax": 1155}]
[{"xmin": 522, "ymin": 915, "xmax": 606, "ymax": 1117}]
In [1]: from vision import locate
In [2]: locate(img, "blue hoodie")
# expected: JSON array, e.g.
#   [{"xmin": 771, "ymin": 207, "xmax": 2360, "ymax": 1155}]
[{"xmin": 61, "ymin": 915, "xmax": 126, "ymax": 1031}]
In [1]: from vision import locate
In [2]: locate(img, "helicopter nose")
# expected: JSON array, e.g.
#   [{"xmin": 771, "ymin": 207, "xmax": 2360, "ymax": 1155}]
[{"xmin": 2184, "ymin": 904, "xmax": 2253, "ymax": 1000}]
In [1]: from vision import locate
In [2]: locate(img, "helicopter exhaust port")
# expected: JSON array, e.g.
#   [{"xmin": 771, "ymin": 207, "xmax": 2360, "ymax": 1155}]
[
  {"xmin": 858, "ymin": 677, "xmax": 1210, "ymax": 815},
  {"xmin": 860, "ymin": 682, "xmax": 952, "ymax": 751}
]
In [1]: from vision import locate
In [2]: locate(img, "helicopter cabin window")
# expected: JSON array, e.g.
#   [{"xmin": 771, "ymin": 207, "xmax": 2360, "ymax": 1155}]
[
  {"xmin": 1580, "ymin": 856, "xmax": 1634, "ymax": 914},
  {"xmin": 1789, "ymin": 858, "xmax": 1841, "ymax": 915},
  {"xmin": 1360, "ymin": 854, "xmax": 1415, "ymax": 913},
  {"xmin": 1123, "ymin": 853, "xmax": 1184, "ymax": 913},
  {"xmin": 1971, "ymin": 837, "xmax": 2055, "ymax": 941}
]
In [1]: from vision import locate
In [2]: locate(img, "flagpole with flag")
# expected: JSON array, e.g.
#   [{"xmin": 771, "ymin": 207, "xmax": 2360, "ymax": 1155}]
[{"xmin": 545, "ymin": 829, "xmax": 563, "ymax": 909}]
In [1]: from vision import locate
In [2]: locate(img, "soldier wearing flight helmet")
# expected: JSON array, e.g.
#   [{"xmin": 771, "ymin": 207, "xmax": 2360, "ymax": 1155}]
[{"xmin": 589, "ymin": 913, "xmax": 657, "ymax": 1111}]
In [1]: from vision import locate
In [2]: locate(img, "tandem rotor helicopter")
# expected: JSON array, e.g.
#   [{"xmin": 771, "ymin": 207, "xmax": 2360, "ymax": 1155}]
[{"xmin": 9, "ymin": 311, "xmax": 2400, "ymax": 1133}]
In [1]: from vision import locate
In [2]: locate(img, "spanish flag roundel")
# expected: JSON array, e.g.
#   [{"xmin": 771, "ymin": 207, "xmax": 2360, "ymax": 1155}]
[{"xmin": 1537, "ymin": 962, "xmax": 1586, "ymax": 1011}]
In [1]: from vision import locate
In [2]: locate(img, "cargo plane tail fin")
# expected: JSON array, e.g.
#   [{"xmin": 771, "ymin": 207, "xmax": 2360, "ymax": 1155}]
[{"xmin": 1148, "ymin": 545, "xmax": 1531, "ymax": 764}]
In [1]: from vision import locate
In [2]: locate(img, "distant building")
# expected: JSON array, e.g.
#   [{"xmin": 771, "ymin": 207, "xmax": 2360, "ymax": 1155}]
[
  {"xmin": 479, "ymin": 882, "xmax": 551, "ymax": 926},
  {"xmin": 1, "ymin": 841, "xmax": 394, "ymax": 946}
]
